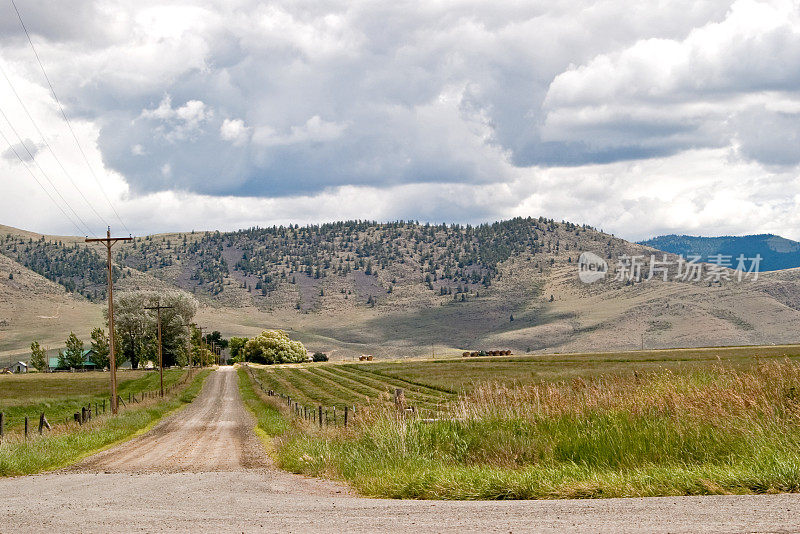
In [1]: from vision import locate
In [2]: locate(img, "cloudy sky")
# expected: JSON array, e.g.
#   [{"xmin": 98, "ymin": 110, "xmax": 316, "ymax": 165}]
[{"xmin": 1, "ymin": 0, "xmax": 799, "ymax": 240}]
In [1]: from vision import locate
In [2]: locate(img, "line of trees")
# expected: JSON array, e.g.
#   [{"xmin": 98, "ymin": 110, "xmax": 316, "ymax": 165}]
[
  {"xmin": 27, "ymin": 290, "xmax": 202, "ymax": 372},
  {"xmin": 112, "ymin": 290, "xmax": 199, "ymax": 368}
]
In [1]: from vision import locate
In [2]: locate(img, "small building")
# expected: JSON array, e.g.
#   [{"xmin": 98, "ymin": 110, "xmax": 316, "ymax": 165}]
[
  {"xmin": 10, "ymin": 361, "xmax": 27, "ymax": 373},
  {"xmin": 48, "ymin": 349, "xmax": 99, "ymax": 371}
]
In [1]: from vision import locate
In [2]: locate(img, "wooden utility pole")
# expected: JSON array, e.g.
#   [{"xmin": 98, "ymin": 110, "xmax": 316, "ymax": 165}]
[
  {"xmin": 196, "ymin": 326, "xmax": 205, "ymax": 367},
  {"xmin": 144, "ymin": 303, "xmax": 174, "ymax": 397},
  {"xmin": 86, "ymin": 227, "xmax": 132, "ymax": 415},
  {"xmin": 182, "ymin": 323, "xmax": 193, "ymax": 369}
]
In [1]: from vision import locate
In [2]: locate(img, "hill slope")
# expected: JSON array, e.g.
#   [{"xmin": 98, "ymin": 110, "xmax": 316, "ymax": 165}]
[
  {"xmin": 639, "ymin": 234, "xmax": 800, "ymax": 271},
  {"xmin": 2, "ymin": 219, "xmax": 800, "ymax": 359},
  {"xmin": 0, "ymin": 252, "xmax": 102, "ymax": 366}
]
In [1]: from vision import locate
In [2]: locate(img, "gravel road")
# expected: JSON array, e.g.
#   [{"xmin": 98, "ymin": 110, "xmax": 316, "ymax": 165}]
[{"xmin": 1, "ymin": 366, "xmax": 799, "ymax": 533}]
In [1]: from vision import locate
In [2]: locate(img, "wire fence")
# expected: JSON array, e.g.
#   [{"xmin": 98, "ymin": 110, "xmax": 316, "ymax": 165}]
[{"xmin": 0, "ymin": 368, "xmax": 198, "ymax": 444}]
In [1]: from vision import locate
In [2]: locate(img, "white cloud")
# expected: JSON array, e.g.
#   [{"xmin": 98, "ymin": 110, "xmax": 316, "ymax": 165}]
[
  {"xmin": 251, "ymin": 115, "xmax": 346, "ymax": 147},
  {"xmin": 219, "ymin": 118, "xmax": 250, "ymax": 146},
  {"xmin": 1, "ymin": 0, "xmax": 800, "ymax": 244},
  {"xmin": 139, "ymin": 95, "xmax": 213, "ymax": 142}
]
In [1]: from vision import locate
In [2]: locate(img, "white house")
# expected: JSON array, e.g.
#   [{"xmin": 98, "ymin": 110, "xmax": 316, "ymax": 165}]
[{"xmin": 10, "ymin": 361, "xmax": 27, "ymax": 373}]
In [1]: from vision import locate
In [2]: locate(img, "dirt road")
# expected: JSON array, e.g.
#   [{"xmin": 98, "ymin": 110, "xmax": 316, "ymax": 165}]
[
  {"xmin": 1, "ymin": 367, "xmax": 799, "ymax": 533},
  {"xmin": 72, "ymin": 365, "xmax": 269, "ymax": 473}
]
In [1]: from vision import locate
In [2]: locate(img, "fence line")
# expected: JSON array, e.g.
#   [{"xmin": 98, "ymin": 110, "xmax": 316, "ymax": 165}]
[
  {"xmin": 0, "ymin": 367, "xmax": 198, "ymax": 444},
  {"xmin": 244, "ymin": 364, "xmax": 430, "ymax": 427}
]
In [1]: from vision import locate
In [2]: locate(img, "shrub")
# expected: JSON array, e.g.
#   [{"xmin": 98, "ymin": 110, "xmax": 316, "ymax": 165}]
[
  {"xmin": 243, "ymin": 330, "xmax": 307, "ymax": 364},
  {"xmin": 312, "ymin": 352, "xmax": 329, "ymax": 362}
]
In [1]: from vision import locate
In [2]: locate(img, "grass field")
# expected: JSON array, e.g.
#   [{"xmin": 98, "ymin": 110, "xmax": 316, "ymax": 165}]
[
  {"xmin": 242, "ymin": 344, "xmax": 800, "ymax": 499},
  {"xmin": 0, "ymin": 369, "xmax": 210, "ymax": 476},
  {"xmin": 0, "ymin": 369, "xmax": 187, "ymax": 432},
  {"xmin": 249, "ymin": 364, "xmax": 456, "ymax": 418},
  {"xmin": 249, "ymin": 344, "xmax": 800, "ymax": 415}
]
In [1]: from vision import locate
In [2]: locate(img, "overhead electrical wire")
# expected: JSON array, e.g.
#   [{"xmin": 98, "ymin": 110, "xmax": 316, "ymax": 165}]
[
  {"xmin": 10, "ymin": 0, "xmax": 131, "ymax": 234},
  {"xmin": 0, "ymin": 127, "xmax": 87, "ymax": 236},
  {"xmin": 0, "ymin": 62, "xmax": 109, "ymax": 230},
  {"xmin": 0, "ymin": 106, "xmax": 96, "ymax": 236}
]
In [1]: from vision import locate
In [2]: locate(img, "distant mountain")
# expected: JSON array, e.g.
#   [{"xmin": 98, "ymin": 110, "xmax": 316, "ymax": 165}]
[{"xmin": 639, "ymin": 234, "xmax": 800, "ymax": 271}]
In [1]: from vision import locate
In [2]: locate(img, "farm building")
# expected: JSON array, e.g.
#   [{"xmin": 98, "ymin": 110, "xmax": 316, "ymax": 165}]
[
  {"xmin": 10, "ymin": 361, "xmax": 27, "ymax": 373},
  {"xmin": 48, "ymin": 349, "xmax": 99, "ymax": 371}
]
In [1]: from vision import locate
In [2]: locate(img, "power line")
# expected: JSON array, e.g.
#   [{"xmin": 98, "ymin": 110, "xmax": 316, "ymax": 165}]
[
  {"xmin": 10, "ymin": 0, "xmax": 130, "ymax": 234},
  {"xmin": 0, "ymin": 105, "xmax": 96, "ymax": 236},
  {"xmin": 0, "ymin": 127, "xmax": 86, "ymax": 236},
  {"xmin": 0, "ymin": 61, "xmax": 109, "ymax": 230}
]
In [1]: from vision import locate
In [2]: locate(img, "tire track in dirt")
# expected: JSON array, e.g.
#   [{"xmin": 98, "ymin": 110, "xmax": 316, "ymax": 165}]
[{"xmin": 72, "ymin": 366, "xmax": 269, "ymax": 473}]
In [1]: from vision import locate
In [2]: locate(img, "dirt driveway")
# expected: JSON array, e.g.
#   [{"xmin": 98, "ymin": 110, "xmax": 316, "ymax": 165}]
[{"xmin": 1, "ymin": 366, "xmax": 798, "ymax": 533}]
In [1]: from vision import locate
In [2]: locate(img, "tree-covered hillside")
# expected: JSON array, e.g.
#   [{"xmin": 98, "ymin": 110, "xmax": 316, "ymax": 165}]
[
  {"xmin": 0, "ymin": 234, "xmax": 121, "ymax": 301},
  {"xmin": 639, "ymin": 234, "xmax": 800, "ymax": 272},
  {"xmin": 0, "ymin": 217, "xmax": 635, "ymax": 311}
]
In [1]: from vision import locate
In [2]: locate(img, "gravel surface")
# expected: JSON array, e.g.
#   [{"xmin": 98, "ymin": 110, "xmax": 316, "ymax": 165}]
[{"xmin": 1, "ymin": 366, "xmax": 799, "ymax": 533}]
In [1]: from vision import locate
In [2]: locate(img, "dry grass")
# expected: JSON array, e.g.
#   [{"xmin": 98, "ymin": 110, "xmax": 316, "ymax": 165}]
[{"xmin": 271, "ymin": 361, "xmax": 800, "ymax": 499}]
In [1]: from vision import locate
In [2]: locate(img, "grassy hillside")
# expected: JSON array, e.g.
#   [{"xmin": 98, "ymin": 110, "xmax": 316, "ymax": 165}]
[
  {"xmin": 0, "ymin": 252, "xmax": 101, "ymax": 361},
  {"xmin": 1, "ymin": 218, "xmax": 642, "ymax": 310},
  {"xmin": 3, "ymin": 218, "xmax": 800, "ymax": 359}
]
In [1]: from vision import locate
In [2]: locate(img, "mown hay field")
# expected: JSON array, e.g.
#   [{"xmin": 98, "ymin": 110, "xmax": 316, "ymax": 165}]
[
  {"xmin": 0, "ymin": 369, "xmax": 187, "ymax": 432},
  {"xmin": 249, "ymin": 343, "xmax": 800, "ymax": 413}
]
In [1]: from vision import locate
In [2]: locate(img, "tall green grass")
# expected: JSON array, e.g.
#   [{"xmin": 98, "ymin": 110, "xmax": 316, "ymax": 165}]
[
  {"xmin": 0, "ymin": 370, "xmax": 210, "ymax": 476},
  {"xmin": 272, "ymin": 361, "xmax": 800, "ymax": 499},
  {"xmin": 237, "ymin": 367, "xmax": 288, "ymax": 438},
  {"xmin": 0, "ymin": 369, "xmax": 186, "ymax": 432}
]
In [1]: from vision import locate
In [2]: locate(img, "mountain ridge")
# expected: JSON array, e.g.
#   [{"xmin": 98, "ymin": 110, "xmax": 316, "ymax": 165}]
[
  {"xmin": 639, "ymin": 234, "xmax": 800, "ymax": 271},
  {"xmin": 2, "ymin": 219, "xmax": 800, "ymax": 360}
]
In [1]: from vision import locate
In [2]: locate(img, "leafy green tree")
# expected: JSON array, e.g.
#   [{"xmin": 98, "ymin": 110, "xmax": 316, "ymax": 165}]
[
  {"xmin": 89, "ymin": 328, "xmax": 124, "ymax": 369},
  {"xmin": 229, "ymin": 336, "xmax": 248, "ymax": 361},
  {"xmin": 89, "ymin": 327, "xmax": 110, "ymax": 368},
  {"xmin": 113, "ymin": 292, "xmax": 149, "ymax": 369},
  {"xmin": 59, "ymin": 332, "xmax": 84, "ymax": 369},
  {"xmin": 243, "ymin": 330, "xmax": 307, "ymax": 364},
  {"xmin": 30, "ymin": 341, "xmax": 47, "ymax": 372},
  {"xmin": 207, "ymin": 330, "xmax": 228, "ymax": 349},
  {"xmin": 112, "ymin": 290, "xmax": 198, "ymax": 368},
  {"xmin": 312, "ymin": 352, "xmax": 328, "ymax": 362}
]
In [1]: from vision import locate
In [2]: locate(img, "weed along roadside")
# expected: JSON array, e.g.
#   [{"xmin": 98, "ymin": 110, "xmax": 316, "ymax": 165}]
[
  {"xmin": 0, "ymin": 369, "xmax": 211, "ymax": 476},
  {"xmin": 240, "ymin": 360, "xmax": 800, "ymax": 500}
]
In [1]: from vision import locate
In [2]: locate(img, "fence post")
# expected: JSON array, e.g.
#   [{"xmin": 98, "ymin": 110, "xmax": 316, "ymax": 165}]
[
  {"xmin": 344, "ymin": 406, "xmax": 348, "ymax": 427},
  {"xmin": 0, "ymin": 412, "xmax": 4, "ymax": 441},
  {"xmin": 24, "ymin": 416, "xmax": 28, "ymax": 439},
  {"xmin": 38, "ymin": 413, "xmax": 50, "ymax": 434},
  {"xmin": 318, "ymin": 406, "xmax": 323, "ymax": 428},
  {"xmin": 332, "ymin": 406, "xmax": 336, "ymax": 424},
  {"xmin": 103, "ymin": 399, "xmax": 106, "ymax": 413}
]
